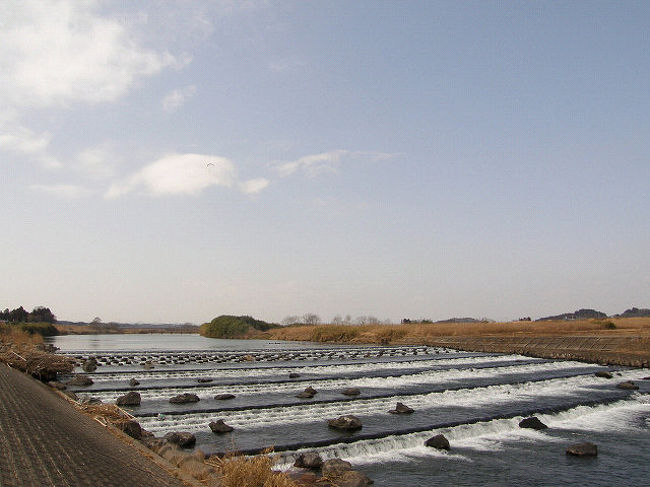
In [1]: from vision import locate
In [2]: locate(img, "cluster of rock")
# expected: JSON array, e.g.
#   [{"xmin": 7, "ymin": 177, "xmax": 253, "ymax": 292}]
[{"xmin": 293, "ymin": 454, "xmax": 373, "ymax": 486}]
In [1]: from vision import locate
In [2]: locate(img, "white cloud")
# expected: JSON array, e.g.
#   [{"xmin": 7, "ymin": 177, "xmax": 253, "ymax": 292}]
[
  {"xmin": 275, "ymin": 150, "xmax": 395, "ymax": 177},
  {"xmin": 239, "ymin": 178, "xmax": 270, "ymax": 194},
  {"xmin": 162, "ymin": 85, "xmax": 197, "ymax": 112},
  {"xmin": 106, "ymin": 153, "xmax": 236, "ymax": 198},
  {"xmin": 0, "ymin": 1, "xmax": 181, "ymax": 109},
  {"xmin": 30, "ymin": 184, "xmax": 91, "ymax": 198},
  {"xmin": 76, "ymin": 146, "xmax": 115, "ymax": 180},
  {"xmin": 0, "ymin": 124, "xmax": 61, "ymax": 168}
]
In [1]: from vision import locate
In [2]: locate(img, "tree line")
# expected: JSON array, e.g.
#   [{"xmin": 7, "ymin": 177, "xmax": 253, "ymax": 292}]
[{"xmin": 0, "ymin": 306, "xmax": 57, "ymax": 323}]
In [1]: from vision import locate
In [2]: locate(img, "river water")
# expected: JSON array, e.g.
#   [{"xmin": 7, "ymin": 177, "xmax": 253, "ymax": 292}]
[{"xmin": 48, "ymin": 334, "xmax": 650, "ymax": 486}]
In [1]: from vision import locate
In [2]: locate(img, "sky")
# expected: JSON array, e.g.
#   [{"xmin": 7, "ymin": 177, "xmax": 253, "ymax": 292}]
[{"xmin": 1, "ymin": 1, "xmax": 648, "ymax": 324}]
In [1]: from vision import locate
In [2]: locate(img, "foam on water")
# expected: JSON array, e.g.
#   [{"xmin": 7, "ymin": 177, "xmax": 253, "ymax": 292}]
[
  {"xmin": 272, "ymin": 392, "xmax": 649, "ymax": 468},
  {"xmin": 79, "ymin": 359, "xmax": 596, "ymax": 403},
  {"xmin": 82, "ymin": 353, "xmax": 531, "ymax": 384},
  {"xmin": 136, "ymin": 369, "xmax": 643, "ymax": 433}
]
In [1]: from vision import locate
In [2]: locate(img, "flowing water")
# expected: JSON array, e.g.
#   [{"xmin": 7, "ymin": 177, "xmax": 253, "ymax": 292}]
[{"xmin": 48, "ymin": 334, "xmax": 650, "ymax": 486}]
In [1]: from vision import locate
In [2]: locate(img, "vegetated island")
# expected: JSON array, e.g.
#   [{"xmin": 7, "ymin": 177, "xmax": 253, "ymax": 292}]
[{"xmin": 199, "ymin": 315, "xmax": 280, "ymax": 338}]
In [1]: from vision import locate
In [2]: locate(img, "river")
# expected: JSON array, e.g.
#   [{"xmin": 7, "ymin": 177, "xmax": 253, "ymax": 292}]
[{"xmin": 47, "ymin": 334, "xmax": 650, "ymax": 486}]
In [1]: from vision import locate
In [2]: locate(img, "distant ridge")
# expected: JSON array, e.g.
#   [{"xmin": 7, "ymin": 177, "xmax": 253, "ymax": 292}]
[
  {"xmin": 536, "ymin": 308, "xmax": 606, "ymax": 321},
  {"xmin": 613, "ymin": 307, "xmax": 650, "ymax": 318}
]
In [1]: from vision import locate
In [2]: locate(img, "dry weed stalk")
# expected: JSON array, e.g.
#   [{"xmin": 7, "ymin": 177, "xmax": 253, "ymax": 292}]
[{"xmin": 206, "ymin": 450, "xmax": 300, "ymax": 487}]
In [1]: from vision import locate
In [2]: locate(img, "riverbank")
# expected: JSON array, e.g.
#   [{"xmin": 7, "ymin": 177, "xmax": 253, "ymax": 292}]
[{"xmin": 258, "ymin": 317, "xmax": 650, "ymax": 367}]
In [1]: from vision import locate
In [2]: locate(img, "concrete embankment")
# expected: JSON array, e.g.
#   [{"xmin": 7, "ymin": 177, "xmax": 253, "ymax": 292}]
[{"xmin": 407, "ymin": 336, "xmax": 650, "ymax": 367}]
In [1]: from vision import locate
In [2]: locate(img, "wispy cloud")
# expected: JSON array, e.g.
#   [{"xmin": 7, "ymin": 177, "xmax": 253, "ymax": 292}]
[
  {"xmin": 76, "ymin": 145, "xmax": 116, "ymax": 180},
  {"xmin": 30, "ymin": 184, "xmax": 91, "ymax": 198},
  {"xmin": 274, "ymin": 150, "xmax": 395, "ymax": 177},
  {"xmin": 0, "ymin": 124, "xmax": 61, "ymax": 168},
  {"xmin": 106, "ymin": 153, "xmax": 236, "ymax": 198},
  {"xmin": 239, "ymin": 178, "xmax": 270, "ymax": 194},
  {"xmin": 162, "ymin": 85, "xmax": 197, "ymax": 112}
]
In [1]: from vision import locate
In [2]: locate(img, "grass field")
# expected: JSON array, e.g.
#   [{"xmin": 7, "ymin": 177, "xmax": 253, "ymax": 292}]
[{"xmin": 260, "ymin": 317, "xmax": 650, "ymax": 344}]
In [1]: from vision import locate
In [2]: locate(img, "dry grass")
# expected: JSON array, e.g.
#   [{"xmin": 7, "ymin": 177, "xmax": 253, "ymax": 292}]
[
  {"xmin": 262, "ymin": 317, "xmax": 650, "ymax": 345},
  {"xmin": 206, "ymin": 453, "xmax": 300, "ymax": 487},
  {"xmin": 75, "ymin": 403, "xmax": 135, "ymax": 425},
  {"xmin": 0, "ymin": 325, "xmax": 74, "ymax": 379}
]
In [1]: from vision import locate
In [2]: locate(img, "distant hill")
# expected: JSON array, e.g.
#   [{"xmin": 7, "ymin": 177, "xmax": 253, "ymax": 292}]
[
  {"xmin": 536, "ymin": 308, "xmax": 607, "ymax": 321},
  {"xmin": 435, "ymin": 317, "xmax": 484, "ymax": 324},
  {"xmin": 200, "ymin": 315, "xmax": 279, "ymax": 339},
  {"xmin": 613, "ymin": 307, "xmax": 650, "ymax": 318}
]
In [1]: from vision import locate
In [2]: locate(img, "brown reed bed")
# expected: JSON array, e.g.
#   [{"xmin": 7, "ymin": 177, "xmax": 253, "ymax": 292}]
[{"xmin": 261, "ymin": 317, "xmax": 650, "ymax": 344}]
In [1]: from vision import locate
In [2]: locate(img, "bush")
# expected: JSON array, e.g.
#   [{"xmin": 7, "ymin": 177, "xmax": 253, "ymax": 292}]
[{"xmin": 200, "ymin": 315, "xmax": 279, "ymax": 339}]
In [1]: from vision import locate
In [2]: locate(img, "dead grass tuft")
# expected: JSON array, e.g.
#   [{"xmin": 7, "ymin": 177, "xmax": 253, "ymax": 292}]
[{"xmin": 206, "ymin": 452, "xmax": 300, "ymax": 487}]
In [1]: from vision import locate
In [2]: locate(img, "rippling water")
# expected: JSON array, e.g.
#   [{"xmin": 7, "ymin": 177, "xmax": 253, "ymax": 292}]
[{"xmin": 50, "ymin": 334, "xmax": 650, "ymax": 486}]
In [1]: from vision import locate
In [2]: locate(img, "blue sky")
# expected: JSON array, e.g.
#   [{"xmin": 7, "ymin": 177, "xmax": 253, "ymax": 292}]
[{"xmin": 1, "ymin": 1, "xmax": 648, "ymax": 324}]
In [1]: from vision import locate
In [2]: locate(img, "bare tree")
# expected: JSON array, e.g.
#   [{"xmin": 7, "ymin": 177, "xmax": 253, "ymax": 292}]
[
  {"xmin": 281, "ymin": 315, "xmax": 301, "ymax": 326},
  {"xmin": 331, "ymin": 314, "xmax": 343, "ymax": 325},
  {"xmin": 302, "ymin": 313, "xmax": 321, "ymax": 325}
]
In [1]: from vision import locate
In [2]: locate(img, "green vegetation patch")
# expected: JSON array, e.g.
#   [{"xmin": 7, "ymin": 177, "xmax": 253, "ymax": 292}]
[{"xmin": 200, "ymin": 315, "xmax": 279, "ymax": 339}]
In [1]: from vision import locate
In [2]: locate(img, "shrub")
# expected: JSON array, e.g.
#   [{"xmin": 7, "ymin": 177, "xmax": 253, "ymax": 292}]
[{"xmin": 200, "ymin": 315, "xmax": 279, "ymax": 339}]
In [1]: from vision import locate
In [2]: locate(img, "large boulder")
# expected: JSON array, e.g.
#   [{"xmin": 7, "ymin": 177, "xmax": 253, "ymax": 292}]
[
  {"xmin": 294, "ymin": 452, "xmax": 323, "ymax": 470},
  {"xmin": 82, "ymin": 358, "xmax": 98, "ymax": 373},
  {"xmin": 117, "ymin": 420, "xmax": 142, "ymax": 440},
  {"xmin": 566, "ymin": 442, "xmax": 597, "ymax": 456},
  {"xmin": 328, "ymin": 415, "xmax": 362, "ymax": 432},
  {"xmin": 209, "ymin": 419, "xmax": 234, "ymax": 434},
  {"xmin": 389, "ymin": 402, "xmax": 414, "ymax": 414},
  {"xmin": 169, "ymin": 393, "xmax": 200, "ymax": 404},
  {"xmin": 296, "ymin": 386, "xmax": 318, "ymax": 398},
  {"xmin": 321, "ymin": 458, "xmax": 353, "ymax": 478},
  {"xmin": 424, "ymin": 434, "xmax": 450, "ymax": 450},
  {"xmin": 337, "ymin": 470, "xmax": 374, "ymax": 486},
  {"xmin": 616, "ymin": 381, "xmax": 639, "ymax": 390},
  {"xmin": 67, "ymin": 374, "xmax": 93, "ymax": 386},
  {"xmin": 518, "ymin": 417, "xmax": 548, "ymax": 430},
  {"xmin": 164, "ymin": 431, "xmax": 196, "ymax": 449},
  {"xmin": 116, "ymin": 391, "xmax": 141, "ymax": 406}
]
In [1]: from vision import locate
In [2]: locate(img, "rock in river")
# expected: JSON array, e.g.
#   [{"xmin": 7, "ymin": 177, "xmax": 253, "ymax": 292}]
[
  {"xmin": 294, "ymin": 452, "xmax": 323, "ymax": 470},
  {"xmin": 595, "ymin": 371, "xmax": 613, "ymax": 379},
  {"xmin": 128, "ymin": 378, "xmax": 140, "ymax": 387},
  {"xmin": 209, "ymin": 419, "xmax": 234, "ymax": 434},
  {"xmin": 296, "ymin": 386, "xmax": 318, "ymax": 398},
  {"xmin": 389, "ymin": 402, "xmax": 414, "ymax": 414},
  {"xmin": 518, "ymin": 416, "xmax": 548, "ymax": 430},
  {"xmin": 566, "ymin": 442, "xmax": 597, "ymax": 457},
  {"xmin": 214, "ymin": 394, "xmax": 236, "ymax": 400},
  {"xmin": 424, "ymin": 434, "xmax": 450, "ymax": 450},
  {"xmin": 342, "ymin": 388, "xmax": 361, "ymax": 396},
  {"xmin": 616, "ymin": 381, "xmax": 639, "ymax": 390},
  {"xmin": 164, "ymin": 431, "xmax": 196, "ymax": 449},
  {"xmin": 82, "ymin": 358, "xmax": 98, "ymax": 373},
  {"xmin": 321, "ymin": 458, "xmax": 353, "ymax": 478},
  {"xmin": 116, "ymin": 391, "xmax": 141, "ymax": 406},
  {"xmin": 67, "ymin": 374, "xmax": 93, "ymax": 386},
  {"xmin": 328, "ymin": 415, "xmax": 362, "ymax": 432},
  {"xmin": 169, "ymin": 393, "xmax": 200, "ymax": 404}
]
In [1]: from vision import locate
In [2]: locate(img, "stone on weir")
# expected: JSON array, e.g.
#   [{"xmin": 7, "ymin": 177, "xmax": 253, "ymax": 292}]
[
  {"xmin": 164, "ymin": 431, "xmax": 196, "ymax": 448},
  {"xmin": 209, "ymin": 419, "xmax": 234, "ymax": 434},
  {"xmin": 169, "ymin": 393, "xmax": 200, "ymax": 404},
  {"xmin": 518, "ymin": 416, "xmax": 548, "ymax": 430},
  {"xmin": 293, "ymin": 452, "xmax": 323, "ymax": 470},
  {"xmin": 616, "ymin": 381, "xmax": 639, "ymax": 390},
  {"xmin": 424, "ymin": 434, "xmax": 450, "ymax": 450},
  {"xmin": 328, "ymin": 415, "xmax": 362, "ymax": 432},
  {"xmin": 116, "ymin": 391, "xmax": 141, "ymax": 406},
  {"xmin": 389, "ymin": 402, "xmax": 414, "ymax": 414},
  {"xmin": 214, "ymin": 393, "xmax": 236, "ymax": 400},
  {"xmin": 566, "ymin": 442, "xmax": 597, "ymax": 456}
]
